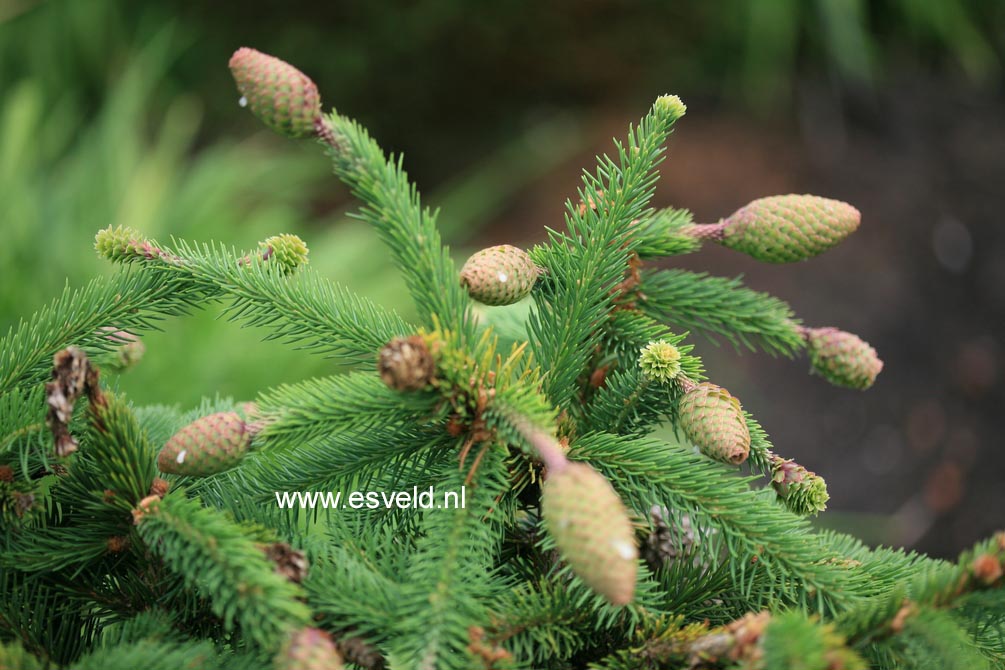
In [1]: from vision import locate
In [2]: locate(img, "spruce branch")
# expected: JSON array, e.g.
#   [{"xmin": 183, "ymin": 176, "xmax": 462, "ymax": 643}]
[
  {"xmin": 255, "ymin": 371, "xmax": 442, "ymax": 448},
  {"xmin": 131, "ymin": 491, "xmax": 311, "ymax": 650},
  {"xmin": 0, "ymin": 270, "xmax": 201, "ymax": 396},
  {"xmin": 386, "ymin": 450, "xmax": 511, "ymax": 670},
  {"xmin": 97, "ymin": 229, "xmax": 407, "ymax": 365},
  {"xmin": 572, "ymin": 432, "xmax": 870, "ymax": 614},
  {"xmin": 528, "ymin": 95, "xmax": 685, "ymax": 411},
  {"xmin": 315, "ymin": 112, "xmax": 475, "ymax": 339},
  {"xmin": 639, "ymin": 268, "xmax": 805, "ymax": 357}
]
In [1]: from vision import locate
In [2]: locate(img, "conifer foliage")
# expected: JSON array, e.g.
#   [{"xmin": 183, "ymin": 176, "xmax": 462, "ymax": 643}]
[{"xmin": 1, "ymin": 47, "xmax": 1002, "ymax": 670}]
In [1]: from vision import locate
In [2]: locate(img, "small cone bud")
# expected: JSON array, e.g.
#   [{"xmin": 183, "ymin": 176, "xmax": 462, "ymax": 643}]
[
  {"xmin": 157, "ymin": 411, "xmax": 251, "ymax": 477},
  {"xmin": 804, "ymin": 327, "xmax": 883, "ymax": 390},
  {"xmin": 653, "ymin": 94, "xmax": 687, "ymax": 122},
  {"xmin": 638, "ymin": 340, "xmax": 682, "ymax": 384},
  {"xmin": 260, "ymin": 234, "xmax": 309, "ymax": 274},
  {"xmin": 94, "ymin": 225, "xmax": 164, "ymax": 263},
  {"xmin": 678, "ymin": 383, "xmax": 750, "ymax": 465},
  {"xmin": 770, "ymin": 455, "xmax": 829, "ymax": 516},
  {"xmin": 459, "ymin": 245, "xmax": 539, "ymax": 306},
  {"xmin": 542, "ymin": 462, "xmax": 637, "ymax": 605},
  {"xmin": 719, "ymin": 194, "xmax": 860, "ymax": 263},
  {"xmin": 378, "ymin": 336, "xmax": 435, "ymax": 391},
  {"xmin": 100, "ymin": 328, "xmax": 145, "ymax": 370},
  {"xmin": 276, "ymin": 627, "xmax": 344, "ymax": 670},
  {"xmin": 229, "ymin": 47, "xmax": 321, "ymax": 139}
]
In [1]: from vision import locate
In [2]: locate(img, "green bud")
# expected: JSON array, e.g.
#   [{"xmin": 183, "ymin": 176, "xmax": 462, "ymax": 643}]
[
  {"xmin": 770, "ymin": 456, "xmax": 829, "ymax": 516},
  {"xmin": 261, "ymin": 234, "xmax": 309, "ymax": 274},
  {"xmin": 638, "ymin": 340, "xmax": 682, "ymax": 383}
]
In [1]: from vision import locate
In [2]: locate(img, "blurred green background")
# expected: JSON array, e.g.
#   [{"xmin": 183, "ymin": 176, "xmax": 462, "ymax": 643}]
[{"xmin": 1, "ymin": 0, "xmax": 1003, "ymax": 556}]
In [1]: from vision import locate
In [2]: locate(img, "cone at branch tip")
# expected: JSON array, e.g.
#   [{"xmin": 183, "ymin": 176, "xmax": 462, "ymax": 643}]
[
  {"xmin": 714, "ymin": 194, "xmax": 860, "ymax": 263},
  {"xmin": 156, "ymin": 410, "xmax": 254, "ymax": 477},
  {"xmin": 678, "ymin": 382, "xmax": 750, "ymax": 465},
  {"xmin": 638, "ymin": 339, "xmax": 683, "ymax": 384},
  {"xmin": 260, "ymin": 234, "xmax": 309, "ymax": 274},
  {"xmin": 276, "ymin": 627, "xmax": 344, "ymax": 670},
  {"xmin": 542, "ymin": 461, "xmax": 638, "ymax": 605},
  {"xmin": 460, "ymin": 244, "xmax": 540, "ymax": 306},
  {"xmin": 770, "ymin": 455, "xmax": 829, "ymax": 516},
  {"xmin": 229, "ymin": 47, "xmax": 322, "ymax": 139},
  {"xmin": 378, "ymin": 336, "xmax": 436, "ymax": 391},
  {"xmin": 803, "ymin": 326, "xmax": 883, "ymax": 390}
]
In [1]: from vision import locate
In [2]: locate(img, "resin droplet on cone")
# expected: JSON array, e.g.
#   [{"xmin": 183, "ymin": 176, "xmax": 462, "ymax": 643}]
[
  {"xmin": 460, "ymin": 245, "xmax": 539, "ymax": 306},
  {"xmin": 678, "ymin": 382, "xmax": 750, "ymax": 465},
  {"xmin": 229, "ymin": 47, "xmax": 321, "ymax": 139},
  {"xmin": 157, "ymin": 411, "xmax": 252, "ymax": 477},
  {"xmin": 804, "ymin": 327, "xmax": 883, "ymax": 390},
  {"xmin": 276, "ymin": 627, "xmax": 344, "ymax": 670},
  {"xmin": 542, "ymin": 462, "xmax": 637, "ymax": 605},
  {"xmin": 720, "ymin": 194, "xmax": 860, "ymax": 263}
]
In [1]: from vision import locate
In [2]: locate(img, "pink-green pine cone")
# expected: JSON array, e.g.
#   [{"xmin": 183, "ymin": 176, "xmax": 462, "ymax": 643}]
[
  {"xmin": 542, "ymin": 462, "xmax": 638, "ymax": 606},
  {"xmin": 459, "ymin": 244, "xmax": 539, "ymax": 306},
  {"xmin": 276, "ymin": 627, "xmax": 344, "ymax": 670},
  {"xmin": 678, "ymin": 383, "xmax": 750, "ymax": 465},
  {"xmin": 770, "ymin": 455, "xmax": 829, "ymax": 516},
  {"xmin": 805, "ymin": 327, "xmax": 883, "ymax": 389},
  {"xmin": 229, "ymin": 47, "xmax": 321, "ymax": 139},
  {"xmin": 720, "ymin": 194, "xmax": 860, "ymax": 263},
  {"xmin": 157, "ymin": 411, "xmax": 251, "ymax": 477}
]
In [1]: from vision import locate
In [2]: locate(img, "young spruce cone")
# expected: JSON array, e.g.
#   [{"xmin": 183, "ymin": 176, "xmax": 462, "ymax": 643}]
[
  {"xmin": 459, "ymin": 244, "xmax": 539, "ymax": 306},
  {"xmin": 678, "ymin": 382, "xmax": 750, "ymax": 465},
  {"xmin": 542, "ymin": 462, "xmax": 637, "ymax": 606},
  {"xmin": 157, "ymin": 411, "xmax": 252, "ymax": 477},
  {"xmin": 804, "ymin": 327, "xmax": 883, "ymax": 390},
  {"xmin": 229, "ymin": 47, "xmax": 322, "ymax": 139},
  {"xmin": 770, "ymin": 456, "xmax": 829, "ymax": 516},
  {"xmin": 719, "ymin": 194, "xmax": 860, "ymax": 263},
  {"xmin": 276, "ymin": 627, "xmax": 344, "ymax": 670},
  {"xmin": 378, "ymin": 336, "xmax": 435, "ymax": 391}
]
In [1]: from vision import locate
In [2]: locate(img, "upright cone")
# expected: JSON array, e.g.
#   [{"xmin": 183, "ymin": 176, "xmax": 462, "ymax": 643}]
[
  {"xmin": 719, "ymin": 194, "xmax": 860, "ymax": 263},
  {"xmin": 229, "ymin": 47, "xmax": 321, "ymax": 139},
  {"xmin": 157, "ymin": 411, "xmax": 252, "ymax": 477},
  {"xmin": 678, "ymin": 383, "xmax": 750, "ymax": 465},
  {"xmin": 542, "ymin": 462, "xmax": 637, "ymax": 605},
  {"xmin": 804, "ymin": 327, "xmax": 883, "ymax": 389},
  {"xmin": 460, "ymin": 245, "xmax": 539, "ymax": 306}
]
